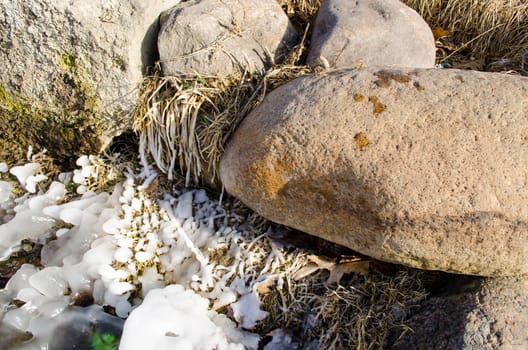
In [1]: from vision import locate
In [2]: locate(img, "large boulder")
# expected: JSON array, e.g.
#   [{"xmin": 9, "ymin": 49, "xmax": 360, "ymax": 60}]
[
  {"xmin": 157, "ymin": 0, "xmax": 298, "ymax": 77},
  {"xmin": 307, "ymin": 0, "xmax": 436, "ymax": 69},
  {"xmin": 0, "ymin": 0, "xmax": 180, "ymax": 164},
  {"xmin": 220, "ymin": 67, "xmax": 528, "ymax": 276},
  {"xmin": 387, "ymin": 274, "xmax": 528, "ymax": 349}
]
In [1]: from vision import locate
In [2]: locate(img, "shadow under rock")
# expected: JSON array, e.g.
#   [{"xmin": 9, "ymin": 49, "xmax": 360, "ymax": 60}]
[{"xmin": 386, "ymin": 274, "xmax": 482, "ymax": 350}]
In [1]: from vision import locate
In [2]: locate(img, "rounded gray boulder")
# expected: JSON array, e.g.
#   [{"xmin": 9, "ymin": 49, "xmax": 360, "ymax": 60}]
[
  {"xmin": 307, "ymin": 0, "xmax": 436, "ymax": 69},
  {"xmin": 221, "ymin": 67, "xmax": 528, "ymax": 276},
  {"xmin": 158, "ymin": 0, "xmax": 298, "ymax": 77}
]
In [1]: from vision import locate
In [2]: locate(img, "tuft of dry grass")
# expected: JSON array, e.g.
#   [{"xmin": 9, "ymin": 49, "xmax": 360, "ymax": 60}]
[
  {"xmin": 403, "ymin": 0, "xmax": 528, "ymax": 73},
  {"xmin": 133, "ymin": 72, "xmax": 244, "ymax": 188},
  {"xmin": 277, "ymin": 0, "xmax": 322, "ymax": 31},
  {"xmin": 133, "ymin": 70, "xmax": 258, "ymax": 187},
  {"xmin": 133, "ymin": 63, "xmax": 315, "ymax": 188}
]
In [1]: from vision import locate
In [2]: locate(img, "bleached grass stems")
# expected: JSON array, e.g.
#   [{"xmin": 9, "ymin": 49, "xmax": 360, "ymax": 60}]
[{"xmin": 404, "ymin": 0, "xmax": 528, "ymax": 72}]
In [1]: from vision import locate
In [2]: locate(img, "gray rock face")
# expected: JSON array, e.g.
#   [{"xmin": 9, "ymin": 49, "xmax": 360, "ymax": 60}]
[
  {"xmin": 0, "ymin": 0, "xmax": 181, "ymax": 145},
  {"xmin": 307, "ymin": 0, "xmax": 436, "ymax": 68},
  {"xmin": 387, "ymin": 274, "xmax": 528, "ymax": 349},
  {"xmin": 220, "ymin": 67, "xmax": 528, "ymax": 276},
  {"xmin": 157, "ymin": 0, "xmax": 298, "ymax": 77}
]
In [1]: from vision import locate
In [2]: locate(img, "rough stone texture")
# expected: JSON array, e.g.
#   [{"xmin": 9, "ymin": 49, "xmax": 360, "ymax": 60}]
[
  {"xmin": 220, "ymin": 67, "xmax": 528, "ymax": 276},
  {"xmin": 157, "ymin": 0, "xmax": 298, "ymax": 77},
  {"xmin": 0, "ymin": 0, "xmax": 180, "ymax": 160},
  {"xmin": 307, "ymin": 0, "xmax": 436, "ymax": 69},
  {"xmin": 387, "ymin": 274, "xmax": 528, "ymax": 349}
]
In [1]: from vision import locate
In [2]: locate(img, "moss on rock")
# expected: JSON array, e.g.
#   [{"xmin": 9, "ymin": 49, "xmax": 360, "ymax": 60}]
[{"xmin": 0, "ymin": 82, "xmax": 102, "ymax": 169}]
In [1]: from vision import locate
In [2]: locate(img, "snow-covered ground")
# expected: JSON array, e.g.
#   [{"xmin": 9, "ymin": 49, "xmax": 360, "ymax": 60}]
[{"xmin": 0, "ymin": 154, "xmax": 303, "ymax": 349}]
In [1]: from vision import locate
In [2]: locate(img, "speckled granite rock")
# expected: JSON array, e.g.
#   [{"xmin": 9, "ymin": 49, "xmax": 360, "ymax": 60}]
[
  {"xmin": 221, "ymin": 67, "xmax": 528, "ymax": 276},
  {"xmin": 158, "ymin": 0, "xmax": 298, "ymax": 77}
]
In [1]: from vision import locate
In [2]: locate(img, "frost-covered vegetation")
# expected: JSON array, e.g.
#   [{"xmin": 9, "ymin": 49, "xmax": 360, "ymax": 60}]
[{"xmin": 0, "ymin": 153, "xmax": 306, "ymax": 349}]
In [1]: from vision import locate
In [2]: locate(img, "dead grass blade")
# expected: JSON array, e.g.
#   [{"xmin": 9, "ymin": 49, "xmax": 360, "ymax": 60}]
[
  {"xmin": 133, "ymin": 71, "xmax": 258, "ymax": 187},
  {"xmin": 404, "ymin": 0, "xmax": 528, "ymax": 73}
]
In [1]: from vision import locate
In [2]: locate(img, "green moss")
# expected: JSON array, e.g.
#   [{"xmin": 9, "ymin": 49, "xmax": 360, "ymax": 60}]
[
  {"xmin": 0, "ymin": 84, "xmax": 31, "ymax": 116},
  {"xmin": 0, "ymin": 81, "xmax": 102, "ymax": 169},
  {"xmin": 56, "ymin": 51, "xmax": 99, "ymax": 113},
  {"xmin": 82, "ymin": 86, "xmax": 98, "ymax": 111},
  {"xmin": 59, "ymin": 52, "xmax": 77, "ymax": 73}
]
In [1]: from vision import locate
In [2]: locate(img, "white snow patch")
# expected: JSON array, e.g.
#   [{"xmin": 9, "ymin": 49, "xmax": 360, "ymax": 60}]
[
  {"xmin": 10, "ymin": 163, "xmax": 40, "ymax": 189},
  {"xmin": 25, "ymin": 174, "xmax": 48, "ymax": 193},
  {"xmin": 231, "ymin": 291, "xmax": 269, "ymax": 329},
  {"xmin": 120, "ymin": 285, "xmax": 259, "ymax": 350},
  {"xmin": 0, "ymin": 181, "xmax": 13, "ymax": 204},
  {"xmin": 263, "ymin": 329, "xmax": 298, "ymax": 350},
  {"xmin": 0, "ymin": 182, "xmax": 66, "ymax": 259}
]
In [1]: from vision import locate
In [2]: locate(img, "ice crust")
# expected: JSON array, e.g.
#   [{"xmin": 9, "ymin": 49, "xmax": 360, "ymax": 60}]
[
  {"xmin": 120, "ymin": 285, "xmax": 259, "ymax": 350},
  {"xmin": 0, "ymin": 156, "xmax": 284, "ymax": 349}
]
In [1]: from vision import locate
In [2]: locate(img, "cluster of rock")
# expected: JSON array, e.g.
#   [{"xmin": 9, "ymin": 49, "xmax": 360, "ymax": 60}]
[
  {"xmin": 2, "ymin": 0, "xmax": 528, "ymax": 347},
  {"xmin": 216, "ymin": 1, "xmax": 527, "ymax": 347},
  {"xmin": 221, "ymin": 0, "xmax": 528, "ymax": 278}
]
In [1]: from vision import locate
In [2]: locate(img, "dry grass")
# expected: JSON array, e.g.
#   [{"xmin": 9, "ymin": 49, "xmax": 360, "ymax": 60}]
[
  {"xmin": 133, "ymin": 70, "xmax": 258, "ymax": 187},
  {"xmin": 257, "ymin": 263, "xmax": 430, "ymax": 349},
  {"xmin": 404, "ymin": 0, "xmax": 528, "ymax": 73},
  {"xmin": 133, "ymin": 63, "xmax": 314, "ymax": 188},
  {"xmin": 314, "ymin": 270, "xmax": 428, "ymax": 350},
  {"xmin": 277, "ymin": 0, "xmax": 322, "ymax": 31}
]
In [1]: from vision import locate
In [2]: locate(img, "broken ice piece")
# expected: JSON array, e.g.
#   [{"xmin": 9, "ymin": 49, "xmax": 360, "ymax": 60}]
[
  {"xmin": 0, "ymin": 181, "xmax": 13, "ymax": 203},
  {"xmin": 75, "ymin": 155, "xmax": 90, "ymax": 167},
  {"xmin": 175, "ymin": 191, "xmax": 193, "ymax": 219},
  {"xmin": 10, "ymin": 163, "xmax": 40, "ymax": 188},
  {"xmin": 108, "ymin": 281, "xmax": 134, "ymax": 295},
  {"xmin": 230, "ymin": 291, "xmax": 269, "ymax": 329},
  {"xmin": 115, "ymin": 247, "xmax": 133, "ymax": 263},
  {"xmin": 28, "ymin": 267, "xmax": 68, "ymax": 298},
  {"xmin": 194, "ymin": 189, "xmax": 209, "ymax": 204},
  {"xmin": 59, "ymin": 207, "xmax": 84, "ymax": 225},
  {"xmin": 25, "ymin": 174, "xmax": 48, "ymax": 193}
]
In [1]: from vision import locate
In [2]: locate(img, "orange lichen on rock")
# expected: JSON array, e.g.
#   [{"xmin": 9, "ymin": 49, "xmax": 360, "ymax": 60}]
[
  {"xmin": 251, "ymin": 157, "xmax": 293, "ymax": 198},
  {"xmin": 354, "ymin": 132, "xmax": 370, "ymax": 150},
  {"xmin": 353, "ymin": 93, "xmax": 366, "ymax": 102},
  {"xmin": 413, "ymin": 81, "xmax": 425, "ymax": 91},
  {"xmin": 374, "ymin": 70, "xmax": 413, "ymax": 88},
  {"xmin": 368, "ymin": 96, "xmax": 387, "ymax": 115}
]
